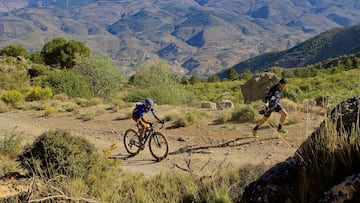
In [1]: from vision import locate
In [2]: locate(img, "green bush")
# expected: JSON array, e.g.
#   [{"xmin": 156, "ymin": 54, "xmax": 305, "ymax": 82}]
[
  {"xmin": 175, "ymin": 111, "xmax": 202, "ymax": 127},
  {"xmin": 1, "ymin": 90, "xmax": 24, "ymax": 105},
  {"xmin": 25, "ymin": 86, "xmax": 53, "ymax": 101},
  {"xmin": 17, "ymin": 130, "xmax": 98, "ymax": 179},
  {"xmin": 125, "ymin": 60, "xmax": 191, "ymax": 105},
  {"xmin": 231, "ymin": 105, "xmax": 256, "ymax": 123},
  {"xmin": 42, "ymin": 70, "xmax": 93, "ymax": 99}
]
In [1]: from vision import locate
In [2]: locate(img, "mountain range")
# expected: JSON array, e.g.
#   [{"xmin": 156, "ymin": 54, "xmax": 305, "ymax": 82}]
[
  {"xmin": 217, "ymin": 25, "xmax": 360, "ymax": 78},
  {"xmin": 1, "ymin": 0, "xmax": 360, "ymax": 77}
]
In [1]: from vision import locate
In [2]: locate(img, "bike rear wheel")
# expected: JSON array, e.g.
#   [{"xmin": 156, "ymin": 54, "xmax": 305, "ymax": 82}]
[
  {"xmin": 149, "ymin": 132, "xmax": 169, "ymax": 161},
  {"xmin": 124, "ymin": 129, "xmax": 141, "ymax": 155}
]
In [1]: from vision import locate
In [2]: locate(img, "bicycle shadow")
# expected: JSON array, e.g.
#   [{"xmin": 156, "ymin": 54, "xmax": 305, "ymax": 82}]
[{"xmin": 110, "ymin": 153, "xmax": 159, "ymax": 166}]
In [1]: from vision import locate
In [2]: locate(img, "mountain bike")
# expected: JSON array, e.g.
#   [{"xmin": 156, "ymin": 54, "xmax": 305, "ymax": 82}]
[{"xmin": 124, "ymin": 121, "xmax": 169, "ymax": 162}]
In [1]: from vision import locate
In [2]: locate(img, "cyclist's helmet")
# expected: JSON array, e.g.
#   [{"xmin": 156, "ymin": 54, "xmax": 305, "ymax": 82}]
[{"xmin": 145, "ymin": 98, "xmax": 154, "ymax": 106}]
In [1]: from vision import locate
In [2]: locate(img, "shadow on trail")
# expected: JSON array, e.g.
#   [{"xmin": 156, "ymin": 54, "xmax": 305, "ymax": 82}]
[
  {"xmin": 169, "ymin": 136, "xmax": 279, "ymax": 155},
  {"xmin": 109, "ymin": 136, "xmax": 279, "ymax": 165},
  {"xmin": 110, "ymin": 153, "xmax": 159, "ymax": 166}
]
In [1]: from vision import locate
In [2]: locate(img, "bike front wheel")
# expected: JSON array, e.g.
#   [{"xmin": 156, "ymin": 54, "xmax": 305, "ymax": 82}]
[
  {"xmin": 124, "ymin": 129, "xmax": 141, "ymax": 155},
  {"xmin": 148, "ymin": 132, "xmax": 169, "ymax": 161}
]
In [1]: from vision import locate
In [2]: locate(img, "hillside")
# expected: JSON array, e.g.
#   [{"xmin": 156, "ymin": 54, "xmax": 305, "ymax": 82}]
[
  {"xmin": 0, "ymin": 0, "xmax": 360, "ymax": 77},
  {"xmin": 217, "ymin": 25, "xmax": 360, "ymax": 78}
]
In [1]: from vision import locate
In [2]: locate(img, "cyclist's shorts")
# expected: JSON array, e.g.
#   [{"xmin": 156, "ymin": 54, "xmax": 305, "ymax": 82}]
[{"xmin": 132, "ymin": 113, "xmax": 140, "ymax": 122}]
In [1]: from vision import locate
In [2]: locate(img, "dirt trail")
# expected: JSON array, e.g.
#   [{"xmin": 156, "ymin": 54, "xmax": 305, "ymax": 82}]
[{"xmin": 0, "ymin": 105, "xmax": 324, "ymax": 177}]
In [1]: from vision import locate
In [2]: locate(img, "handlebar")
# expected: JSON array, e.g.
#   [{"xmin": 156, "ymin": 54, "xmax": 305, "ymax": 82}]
[
  {"xmin": 137, "ymin": 121, "xmax": 164, "ymax": 130},
  {"xmin": 149, "ymin": 121, "xmax": 165, "ymax": 130}
]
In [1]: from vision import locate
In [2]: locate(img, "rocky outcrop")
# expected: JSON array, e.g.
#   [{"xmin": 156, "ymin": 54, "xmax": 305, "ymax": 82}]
[
  {"xmin": 242, "ymin": 95, "xmax": 360, "ymax": 203},
  {"xmin": 241, "ymin": 73, "xmax": 279, "ymax": 103}
]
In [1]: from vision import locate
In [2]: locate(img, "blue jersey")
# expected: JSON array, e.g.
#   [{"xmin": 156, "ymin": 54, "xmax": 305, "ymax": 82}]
[{"xmin": 132, "ymin": 103, "xmax": 156, "ymax": 118}]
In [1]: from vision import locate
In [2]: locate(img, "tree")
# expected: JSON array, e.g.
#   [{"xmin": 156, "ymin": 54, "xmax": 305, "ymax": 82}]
[
  {"xmin": 42, "ymin": 70, "xmax": 93, "ymax": 99},
  {"xmin": 126, "ymin": 60, "xmax": 190, "ymax": 104},
  {"xmin": 189, "ymin": 75, "xmax": 201, "ymax": 85},
  {"xmin": 208, "ymin": 75, "xmax": 221, "ymax": 82},
  {"xmin": 41, "ymin": 37, "xmax": 90, "ymax": 69},
  {"xmin": 227, "ymin": 68, "xmax": 239, "ymax": 81},
  {"xmin": 239, "ymin": 69, "xmax": 252, "ymax": 80},
  {"xmin": 73, "ymin": 55, "xmax": 124, "ymax": 100},
  {"xmin": 42, "ymin": 37, "xmax": 67, "ymax": 67},
  {"xmin": 30, "ymin": 50, "xmax": 44, "ymax": 64},
  {"xmin": 0, "ymin": 45, "xmax": 28, "ymax": 58}
]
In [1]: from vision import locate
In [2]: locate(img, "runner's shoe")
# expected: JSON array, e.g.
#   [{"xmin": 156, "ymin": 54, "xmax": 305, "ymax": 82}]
[
  {"xmin": 278, "ymin": 129, "xmax": 287, "ymax": 134},
  {"xmin": 252, "ymin": 129, "xmax": 258, "ymax": 137}
]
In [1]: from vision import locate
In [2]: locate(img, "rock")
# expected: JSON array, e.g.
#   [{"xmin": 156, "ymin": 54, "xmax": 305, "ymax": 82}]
[
  {"xmin": 201, "ymin": 101, "xmax": 217, "ymax": 110},
  {"xmin": 217, "ymin": 100, "xmax": 234, "ymax": 110},
  {"xmin": 241, "ymin": 72, "xmax": 279, "ymax": 103}
]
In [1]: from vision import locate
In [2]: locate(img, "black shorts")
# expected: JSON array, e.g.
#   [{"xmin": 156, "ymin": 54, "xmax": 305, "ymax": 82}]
[
  {"xmin": 132, "ymin": 113, "xmax": 140, "ymax": 122},
  {"xmin": 264, "ymin": 103, "xmax": 283, "ymax": 117}
]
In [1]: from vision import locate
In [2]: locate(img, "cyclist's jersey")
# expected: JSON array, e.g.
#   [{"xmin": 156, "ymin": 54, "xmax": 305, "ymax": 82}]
[
  {"xmin": 264, "ymin": 84, "xmax": 284, "ymax": 108},
  {"xmin": 132, "ymin": 103, "xmax": 156, "ymax": 118}
]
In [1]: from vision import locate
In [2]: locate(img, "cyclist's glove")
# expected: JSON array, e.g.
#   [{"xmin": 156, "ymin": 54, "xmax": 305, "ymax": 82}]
[{"xmin": 160, "ymin": 119, "xmax": 165, "ymax": 124}]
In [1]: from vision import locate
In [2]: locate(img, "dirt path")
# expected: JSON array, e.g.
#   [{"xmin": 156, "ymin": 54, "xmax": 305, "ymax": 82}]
[{"xmin": 0, "ymin": 105, "xmax": 324, "ymax": 177}]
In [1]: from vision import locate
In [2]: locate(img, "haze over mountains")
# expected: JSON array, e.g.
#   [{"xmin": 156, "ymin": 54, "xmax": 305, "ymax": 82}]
[{"xmin": 1, "ymin": 0, "xmax": 360, "ymax": 77}]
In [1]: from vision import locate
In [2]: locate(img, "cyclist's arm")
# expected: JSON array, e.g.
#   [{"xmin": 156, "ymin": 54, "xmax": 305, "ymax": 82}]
[{"xmin": 154, "ymin": 114, "xmax": 162, "ymax": 122}]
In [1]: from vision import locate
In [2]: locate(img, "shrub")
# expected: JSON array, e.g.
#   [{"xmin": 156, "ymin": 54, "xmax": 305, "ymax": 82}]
[
  {"xmin": 0, "ymin": 128, "xmax": 24, "ymax": 159},
  {"xmin": 175, "ymin": 111, "xmax": 202, "ymax": 127},
  {"xmin": 231, "ymin": 105, "xmax": 256, "ymax": 123},
  {"xmin": 74, "ymin": 55, "xmax": 124, "ymax": 100},
  {"xmin": 25, "ymin": 86, "xmax": 53, "ymax": 101},
  {"xmin": 17, "ymin": 130, "xmax": 98, "ymax": 179},
  {"xmin": 1, "ymin": 90, "xmax": 24, "ymax": 106},
  {"xmin": 44, "ymin": 105, "xmax": 56, "ymax": 116},
  {"xmin": 0, "ymin": 100, "xmax": 8, "ymax": 113},
  {"xmin": 73, "ymin": 97, "xmax": 91, "ymax": 107},
  {"xmin": 221, "ymin": 112, "xmax": 233, "ymax": 123},
  {"xmin": 164, "ymin": 109, "xmax": 180, "ymax": 121},
  {"xmin": 42, "ymin": 70, "xmax": 93, "ymax": 99}
]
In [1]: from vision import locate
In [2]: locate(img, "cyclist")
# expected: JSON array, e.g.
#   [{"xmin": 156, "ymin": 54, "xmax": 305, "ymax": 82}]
[
  {"xmin": 132, "ymin": 98, "xmax": 164, "ymax": 145},
  {"xmin": 253, "ymin": 78, "xmax": 288, "ymax": 136}
]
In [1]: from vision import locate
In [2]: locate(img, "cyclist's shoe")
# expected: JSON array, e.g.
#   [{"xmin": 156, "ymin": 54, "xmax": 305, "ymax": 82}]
[
  {"xmin": 139, "ymin": 137, "xmax": 145, "ymax": 150},
  {"xmin": 252, "ymin": 129, "xmax": 258, "ymax": 137},
  {"xmin": 278, "ymin": 129, "xmax": 287, "ymax": 134}
]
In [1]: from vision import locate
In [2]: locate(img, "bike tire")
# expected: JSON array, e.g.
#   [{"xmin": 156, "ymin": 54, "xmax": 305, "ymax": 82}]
[
  {"xmin": 148, "ymin": 132, "xmax": 169, "ymax": 162},
  {"xmin": 124, "ymin": 129, "xmax": 141, "ymax": 155}
]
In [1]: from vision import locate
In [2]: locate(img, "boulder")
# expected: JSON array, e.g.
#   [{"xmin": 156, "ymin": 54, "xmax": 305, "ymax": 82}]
[
  {"xmin": 217, "ymin": 100, "xmax": 234, "ymax": 110},
  {"xmin": 241, "ymin": 72, "xmax": 279, "ymax": 103},
  {"xmin": 242, "ymin": 95, "xmax": 360, "ymax": 203},
  {"xmin": 201, "ymin": 101, "xmax": 217, "ymax": 110}
]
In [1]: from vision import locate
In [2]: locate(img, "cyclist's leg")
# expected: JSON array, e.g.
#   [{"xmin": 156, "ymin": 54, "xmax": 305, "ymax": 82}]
[
  {"xmin": 138, "ymin": 118, "xmax": 147, "ymax": 139},
  {"xmin": 133, "ymin": 113, "xmax": 146, "ymax": 138}
]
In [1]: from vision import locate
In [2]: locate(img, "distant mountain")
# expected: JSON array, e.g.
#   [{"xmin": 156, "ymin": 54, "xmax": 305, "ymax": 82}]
[
  {"xmin": 0, "ymin": 0, "xmax": 360, "ymax": 77},
  {"xmin": 217, "ymin": 25, "xmax": 360, "ymax": 78}
]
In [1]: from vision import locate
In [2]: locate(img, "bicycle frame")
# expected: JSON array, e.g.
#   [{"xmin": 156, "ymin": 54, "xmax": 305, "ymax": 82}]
[{"xmin": 124, "ymin": 121, "xmax": 169, "ymax": 161}]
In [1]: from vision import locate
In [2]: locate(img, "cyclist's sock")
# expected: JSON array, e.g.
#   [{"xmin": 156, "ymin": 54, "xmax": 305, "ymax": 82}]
[
  {"xmin": 278, "ymin": 124, "xmax": 282, "ymax": 131},
  {"xmin": 253, "ymin": 125, "xmax": 259, "ymax": 131}
]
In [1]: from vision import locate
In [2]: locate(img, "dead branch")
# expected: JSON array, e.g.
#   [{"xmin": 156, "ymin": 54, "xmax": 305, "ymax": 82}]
[{"xmin": 29, "ymin": 194, "xmax": 98, "ymax": 203}]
